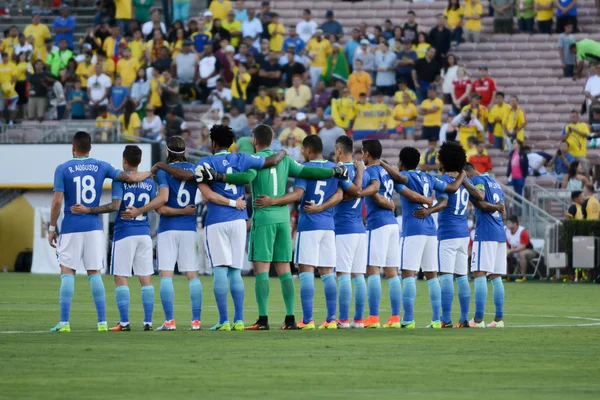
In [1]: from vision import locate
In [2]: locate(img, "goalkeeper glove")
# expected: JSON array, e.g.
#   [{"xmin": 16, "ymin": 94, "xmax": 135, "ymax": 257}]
[{"xmin": 332, "ymin": 164, "xmax": 349, "ymax": 179}]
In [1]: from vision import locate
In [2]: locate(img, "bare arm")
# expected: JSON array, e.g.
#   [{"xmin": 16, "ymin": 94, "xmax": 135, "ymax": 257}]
[
  {"xmin": 379, "ymin": 162, "xmax": 408, "ymax": 184},
  {"xmin": 262, "ymin": 150, "xmax": 287, "ymax": 168},
  {"xmin": 462, "ymin": 178, "xmax": 485, "ymax": 202},
  {"xmin": 343, "ymin": 162, "xmax": 365, "ymax": 198},
  {"xmin": 443, "ymin": 171, "xmax": 466, "ymax": 193},
  {"xmin": 413, "ymin": 196, "xmax": 448, "ymax": 219},
  {"xmin": 120, "ymin": 187, "xmax": 169, "ymax": 220},
  {"xmin": 473, "ymin": 200, "xmax": 504, "ymax": 213},
  {"xmin": 303, "ymin": 188, "xmax": 343, "ymax": 214},
  {"xmin": 48, "ymin": 191, "xmax": 64, "ymax": 248},
  {"xmin": 198, "ymin": 183, "xmax": 246, "ymax": 209},
  {"xmin": 71, "ymin": 199, "xmax": 121, "ymax": 215},
  {"xmin": 152, "ymin": 162, "xmax": 195, "ymax": 181},
  {"xmin": 254, "ymin": 187, "xmax": 304, "ymax": 208},
  {"xmin": 372, "ymin": 193, "xmax": 395, "ymax": 210},
  {"xmin": 116, "ymin": 170, "xmax": 153, "ymax": 183},
  {"xmin": 156, "ymin": 205, "xmax": 197, "ymax": 216},
  {"xmin": 359, "ymin": 179, "xmax": 380, "ymax": 198},
  {"xmin": 399, "ymin": 186, "xmax": 433, "ymax": 206}
]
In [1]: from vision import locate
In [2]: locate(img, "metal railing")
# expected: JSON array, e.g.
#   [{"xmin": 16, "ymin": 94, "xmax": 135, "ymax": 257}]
[
  {"xmin": 1, "ymin": 120, "xmax": 121, "ymax": 144},
  {"xmin": 528, "ymin": 185, "xmax": 582, "ymax": 219}
]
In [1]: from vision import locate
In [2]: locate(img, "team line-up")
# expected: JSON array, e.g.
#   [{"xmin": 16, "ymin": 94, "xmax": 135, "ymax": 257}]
[{"xmin": 48, "ymin": 125, "xmax": 507, "ymax": 332}]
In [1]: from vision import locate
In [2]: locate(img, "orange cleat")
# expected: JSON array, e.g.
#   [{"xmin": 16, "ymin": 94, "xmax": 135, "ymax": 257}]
[
  {"xmin": 364, "ymin": 315, "xmax": 381, "ymax": 328},
  {"xmin": 383, "ymin": 315, "xmax": 401, "ymax": 329}
]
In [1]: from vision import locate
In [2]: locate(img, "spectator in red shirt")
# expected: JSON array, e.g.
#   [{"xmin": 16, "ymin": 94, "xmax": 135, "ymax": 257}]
[
  {"xmin": 469, "ymin": 141, "xmax": 493, "ymax": 173},
  {"xmin": 505, "ymin": 215, "xmax": 536, "ymax": 283},
  {"xmin": 472, "ymin": 64, "xmax": 497, "ymax": 108},
  {"xmin": 451, "ymin": 66, "xmax": 472, "ymax": 114}
]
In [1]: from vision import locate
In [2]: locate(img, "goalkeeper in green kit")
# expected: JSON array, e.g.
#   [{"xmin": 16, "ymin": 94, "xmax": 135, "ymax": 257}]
[{"xmin": 218, "ymin": 124, "xmax": 362, "ymax": 330}]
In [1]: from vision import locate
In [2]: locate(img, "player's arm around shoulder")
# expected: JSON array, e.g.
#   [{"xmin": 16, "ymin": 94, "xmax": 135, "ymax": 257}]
[
  {"xmin": 304, "ymin": 188, "xmax": 343, "ymax": 214},
  {"xmin": 255, "ymin": 186, "xmax": 304, "ymax": 209},
  {"xmin": 413, "ymin": 195, "xmax": 447, "ymax": 219},
  {"xmin": 399, "ymin": 185, "xmax": 434, "ymax": 207},
  {"xmin": 262, "ymin": 149, "xmax": 287, "ymax": 168},
  {"xmin": 379, "ymin": 161, "xmax": 408, "ymax": 184},
  {"xmin": 121, "ymin": 187, "xmax": 169, "ymax": 220},
  {"xmin": 197, "ymin": 183, "xmax": 246, "ymax": 210},
  {"xmin": 152, "ymin": 161, "xmax": 195, "ymax": 182},
  {"xmin": 357, "ymin": 167, "xmax": 381, "ymax": 198},
  {"xmin": 462, "ymin": 176, "xmax": 485, "ymax": 202},
  {"xmin": 441, "ymin": 171, "xmax": 467, "ymax": 193}
]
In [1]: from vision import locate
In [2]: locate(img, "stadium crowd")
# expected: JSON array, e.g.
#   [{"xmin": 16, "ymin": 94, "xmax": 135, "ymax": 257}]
[{"xmin": 1, "ymin": 0, "xmax": 600, "ymax": 205}]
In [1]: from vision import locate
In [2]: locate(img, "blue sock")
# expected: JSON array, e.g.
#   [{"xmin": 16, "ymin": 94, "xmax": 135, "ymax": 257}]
[
  {"xmin": 474, "ymin": 276, "xmax": 488, "ymax": 321},
  {"xmin": 456, "ymin": 276, "xmax": 470, "ymax": 323},
  {"xmin": 213, "ymin": 267, "xmax": 229, "ymax": 324},
  {"xmin": 491, "ymin": 277, "xmax": 504, "ymax": 319},
  {"xmin": 188, "ymin": 278, "xmax": 202, "ymax": 322},
  {"xmin": 88, "ymin": 274, "xmax": 106, "ymax": 323},
  {"xmin": 299, "ymin": 272, "xmax": 314, "ymax": 324},
  {"xmin": 59, "ymin": 274, "xmax": 75, "ymax": 322},
  {"xmin": 115, "ymin": 286, "xmax": 130, "ymax": 324},
  {"xmin": 228, "ymin": 268, "xmax": 244, "ymax": 322},
  {"xmin": 338, "ymin": 274, "xmax": 351, "ymax": 321},
  {"xmin": 388, "ymin": 276, "xmax": 402, "ymax": 316},
  {"xmin": 141, "ymin": 285, "xmax": 154, "ymax": 324},
  {"xmin": 321, "ymin": 273, "xmax": 337, "ymax": 322},
  {"xmin": 160, "ymin": 277, "xmax": 174, "ymax": 321},
  {"xmin": 428, "ymin": 277, "xmax": 441, "ymax": 322},
  {"xmin": 352, "ymin": 275, "xmax": 366, "ymax": 322},
  {"xmin": 367, "ymin": 274, "xmax": 381, "ymax": 317},
  {"xmin": 440, "ymin": 274, "xmax": 454, "ymax": 324},
  {"xmin": 402, "ymin": 277, "xmax": 416, "ymax": 322}
]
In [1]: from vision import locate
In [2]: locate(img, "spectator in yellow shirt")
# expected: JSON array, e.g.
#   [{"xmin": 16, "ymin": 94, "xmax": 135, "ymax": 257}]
[
  {"xmin": 394, "ymin": 80, "xmax": 417, "ymax": 104},
  {"xmin": 103, "ymin": 26, "xmax": 126, "ymax": 59},
  {"xmin": 170, "ymin": 28, "xmax": 186, "ymax": 58},
  {"xmin": 273, "ymin": 89, "xmax": 286, "ymax": 114},
  {"xmin": 114, "ymin": 0, "xmax": 133, "ymax": 36},
  {"xmin": 1, "ymin": 26, "xmax": 19, "ymax": 60},
  {"xmin": 535, "ymin": 0, "xmax": 554, "ymax": 34},
  {"xmin": 24, "ymin": 12, "xmax": 51, "ymax": 50},
  {"xmin": 0, "ymin": 52, "xmax": 17, "ymax": 85},
  {"xmin": 352, "ymin": 93, "xmax": 373, "ymax": 118},
  {"xmin": 268, "ymin": 13, "xmax": 286, "ymax": 53},
  {"xmin": 394, "ymin": 93, "xmax": 418, "ymax": 138},
  {"xmin": 76, "ymin": 54, "xmax": 95, "ymax": 89},
  {"xmin": 222, "ymin": 10, "xmax": 242, "ymax": 48},
  {"xmin": 119, "ymin": 100, "xmax": 142, "ymax": 140},
  {"xmin": 285, "ymin": 75, "xmax": 312, "ymax": 110},
  {"xmin": 95, "ymin": 105, "xmax": 118, "ymax": 133},
  {"xmin": 348, "ymin": 60, "xmax": 372, "ymax": 100},
  {"xmin": 461, "ymin": 93, "xmax": 488, "ymax": 143},
  {"xmin": 419, "ymin": 87, "xmax": 444, "ymax": 140},
  {"xmin": 253, "ymin": 86, "xmax": 272, "ymax": 113},
  {"xmin": 306, "ymin": 29, "xmax": 332, "ymax": 90},
  {"xmin": 1, "ymin": 79, "xmax": 19, "ymax": 126},
  {"xmin": 116, "ymin": 48, "xmax": 139, "ymax": 88},
  {"xmin": 149, "ymin": 68, "xmax": 165, "ymax": 111},
  {"xmin": 444, "ymin": 0, "xmax": 464, "ymax": 45},
  {"xmin": 129, "ymin": 29, "xmax": 146, "ymax": 63},
  {"xmin": 583, "ymin": 185, "xmax": 600, "ymax": 220},
  {"xmin": 564, "ymin": 109, "xmax": 590, "ymax": 166},
  {"xmin": 209, "ymin": 0, "xmax": 232, "ymax": 21},
  {"xmin": 503, "ymin": 96, "xmax": 527, "ymax": 149},
  {"xmin": 463, "ymin": 0, "xmax": 483, "ymax": 43},
  {"xmin": 488, "ymin": 91, "xmax": 511, "ymax": 149},
  {"xmin": 231, "ymin": 63, "xmax": 251, "ymax": 112},
  {"xmin": 97, "ymin": 50, "xmax": 116, "ymax": 82},
  {"xmin": 331, "ymin": 87, "xmax": 355, "ymax": 129},
  {"xmin": 278, "ymin": 117, "xmax": 307, "ymax": 148}
]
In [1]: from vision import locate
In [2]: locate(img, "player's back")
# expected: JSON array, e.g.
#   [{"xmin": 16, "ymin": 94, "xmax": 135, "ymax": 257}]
[
  {"xmin": 398, "ymin": 170, "xmax": 438, "ymax": 237},
  {"xmin": 334, "ymin": 163, "xmax": 368, "ymax": 235},
  {"xmin": 436, "ymin": 173, "xmax": 470, "ymax": 240},
  {"xmin": 472, "ymin": 174, "xmax": 506, "ymax": 242},
  {"xmin": 113, "ymin": 177, "xmax": 157, "ymax": 241},
  {"xmin": 296, "ymin": 160, "xmax": 346, "ymax": 232},
  {"xmin": 364, "ymin": 165, "xmax": 397, "ymax": 230},
  {"xmin": 55, "ymin": 157, "xmax": 121, "ymax": 234},
  {"xmin": 199, "ymin": 151, "xmax": 265, "ymax": 226},
  {"xmin": 156, "ymin": 162, "xmax": 197, "ymax": 233}
]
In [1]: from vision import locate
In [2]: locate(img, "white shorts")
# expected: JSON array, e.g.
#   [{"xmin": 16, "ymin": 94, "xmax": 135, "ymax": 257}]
[
  {"xmin": 157, "ymin": 230, "xmax": 198, "ymax": 272},
  {"xmin": 205, "ymin": 219, "xmax": 247, "ymax": 269},
  {"xmin": 111, "ymin": 235, "xmax": 153, "ymax": 277},
  {"xmin": 400, "ymin": 235, "xmax": 438, "ymax": 272},
  {"xmin": 367, "ymin": 224, "xmax": 400, "ymax": 268},
  {"xmin": 438, "ymin": 237, "xmax": 470, "ymax": 275},
  {"xmin": 335, "ymin": 233, "xmax": 367, "ymax": 274},
  {"xmin": 295, "ymin": 230, "xmax": 336, "ymax": 267},
  {"xmin": 57, "ymin": 230, "xmax": 105, "ymax": 271},
  {"xmin": 470, "ymin": 241, "xmax": 507, "ymax": 275}
]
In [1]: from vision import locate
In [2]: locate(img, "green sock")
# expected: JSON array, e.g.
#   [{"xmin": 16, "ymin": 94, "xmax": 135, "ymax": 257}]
[
  {"xmin": 279, "ymin": 272, "xmax": 295, "ymax": 316},
  {"xmin": 255, "ymin": 272, "xmax": 270, "ymax": 317}
]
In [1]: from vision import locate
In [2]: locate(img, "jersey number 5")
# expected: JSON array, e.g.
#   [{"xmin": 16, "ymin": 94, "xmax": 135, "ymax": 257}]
[
  {"xmin": 314, "ymin": 181, "xmax": 326, "ymax": 205},
  {"xmin": 73, "ymin": 175, "xmax": 96, "ymax": 204}
]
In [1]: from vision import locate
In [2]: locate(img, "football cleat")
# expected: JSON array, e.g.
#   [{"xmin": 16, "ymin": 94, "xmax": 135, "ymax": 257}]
[
  {"xmin": 486, "ymin": 320, "xmax": 504, "ymax": 328},
  {"xmin": 296, "ymin": 320, "xmax": 315, "ymax": 330},
  {"xmin": 515, "ymin": 277, "xmax": 527, "ymax": 283},
  {"xmin": 364, "ymin": 315, "xmax": 381, "ymax": 329},
  {"xmin": 190, "ymin": 320, "xmax": 201, "ymax": 331},
  {"xmin": 441, "ymin": 321, "xmax": 454, "ymax": 328},
  {"xmin": 400, "ymin": 319, "xmax": 416, "ymax": 329},
  {"xmin": 426, "ymin": 321, "xmax": 442, "ymax": 329},
  {"xmin": 232, "ymin": 321, "xmax": 245, "ymax": 331},
  {"xmin": 210, "ymin": 321, "xmax": 231, "ymax": 331},
  {"xmin": 318, "ymin": 320, "xmax": 338, "ymax": 330},
  {"xmin": 109, "ymin": 323, "xmax": 130, "ymax": 331},
  {"xmin": 50, "ymin": 322, "xmax": 70, "ymax": 333},
  {"xmin": 97, "ymin": 322, "xmax": 108, "ymax": 332},
  {"xmin": 350, "ymin": 319, "xmax": 365, "ymax": 329},
  {"xmin": 143, "ymin": 323, "xmax": 153, "ymax": 331},
  {"xmin": 336, "ymin": 319, "xmax": 350, "ymax": 329},
  {"xmin": 384, "ymin": 316, "xmax": 401, "ymax": 329},
  {"xmin": 469, "ymin": 319, "xmax": 485, "ymax": 328},
  {"xmin": 280, "ymin": 320, "xmax": 297, "ymax": 330},
  {"xmin": 454, "ymin": 321, "xmax": 470, "ymax": 328},
  {"xmin": 246, "ymin": 320, "xmax": 270, "ymax": 330},
  {"xmin": 156, "ymin": 320, "xmax": 177, "ymax": 331}
]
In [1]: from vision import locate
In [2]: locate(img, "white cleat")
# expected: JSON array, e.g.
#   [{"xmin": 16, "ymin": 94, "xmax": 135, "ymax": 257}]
[
  {"xmin": 469, "ymin": 319, "xmax": 486, "ymax": 328},
  {"xmin": 350, "ymin": 320, "xmax": 365, "ymax": 329},
  {"xmin": 486, "ymin": 320, "xmax": 504, "ymax": 328},
  {"xmin": 336, "ymin": 320, "xmax": 350, "ymax": 329}
]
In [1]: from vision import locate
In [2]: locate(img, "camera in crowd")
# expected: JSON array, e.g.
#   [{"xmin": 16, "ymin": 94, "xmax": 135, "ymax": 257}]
[{"xmin": 463, "ymin": 108, "xmax": 473, "ymax": 124}]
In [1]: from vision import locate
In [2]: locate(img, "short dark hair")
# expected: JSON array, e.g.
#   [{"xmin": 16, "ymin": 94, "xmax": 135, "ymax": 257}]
[
  {"xmin": 496, "ymin": 91, "xmax": 505, "ymax": 98},
  {"xmin": 569, "ymin": 43, "xmax": 576, "ymax": 51},
  {"xmin": 571, "ymin": 190, "xmax": 583, "ymax": 201},
  {"xmin": 399, "ymin": 146, "xmax": 420, "ymax": 170},
  {"xmin": 464, "ymin": 162, "xmax": 477, "ymax": 172},
  {"xmin": 470, "ymin": 92, "xmax": 481, "ymax": 100},
  {"xmin": 408, "ymin": 10, "xmax": 416, "ymax": 16},
  {"xmin": 72, "ymin": 131, "xmax": 92, "ymax": 153},
  {"xmin": 335, "ymin": 135, "xmax": 353, "ymax": 155},
  {"xmin": 437, "ymin": 141, "xmax": 466, "ymax": 172},
  {"xmin": 97, "ymin": 105, "xmax": 108, "ymax": 113},
  {"xmin": 507, "ymin": 215, "xmax": 519, "ymax": 224},
  {"xmin": 362, "ymin": 139, "xmax": 382, "ymax": 159},
  {"xmin": 252, "ymin": 124, "xmax": 273, "ymax": 146},
  {"xmin": 523, "ymin": 146, "xmax": 532, "ymax": 152},
  {"xmin": 123, "ymin": 145, "xmax": 142, "ymax": 167},
  {"xmin": 584, "ymin": 184, "xmax": 595, "ymax": 193},
  {"xmin": 302, "ymin": 135, "xmax": 323, "ymax": 154},
  {"xmin": 209, "ymin": 124, "xmax": 236, "ymax": 149}
]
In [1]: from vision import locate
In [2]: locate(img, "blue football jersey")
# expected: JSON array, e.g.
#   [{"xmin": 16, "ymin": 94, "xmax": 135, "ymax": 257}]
[
  {"xmin": 398, "ymin": 170, "xmax": 447, "ymax": 237},
  {"xmin": 295, "ymin": 160, "xmax": 351, "ymax": 232},
  {"xmin": 112, "ymin": 176, "xmax": 157, "ymax": 241},
  {"xmin": 198, "ymin": 151, "xmax": 265, "ymax": 226},
  {"xmin": 156, "ymin": 162, "xmax": 198, "ymax": 233},
  {"xmin": 334, "ymin": 163, "xmax": 369, "ymax": 235},
  {"xmin": 435, "ymin": 174, "xmax": 470, "ymax": 240},
  {"xmin": 53, "ymin": 157, "xmax": 122, "ymax": 234},
  {"xmin": 364, "ymin": 165, "xmax": 398, "ymax": 230},
  {"xmin": 471, "ymin": 174, "xmax": 506, "ymax": 242}
]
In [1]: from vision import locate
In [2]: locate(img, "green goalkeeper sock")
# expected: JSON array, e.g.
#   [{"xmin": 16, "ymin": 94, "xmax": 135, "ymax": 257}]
[
  {"xmin": 279, "ymin": 272, "xmax": 295, "ymax": 317},
  {"xmin": 255, "ymin": 272, "xmax": 270, "ymax": 317}
]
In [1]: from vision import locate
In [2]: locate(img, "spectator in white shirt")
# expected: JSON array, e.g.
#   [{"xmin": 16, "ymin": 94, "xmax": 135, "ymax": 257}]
[
  {"xmin": 142, "ymin": 9, "xmax": 167, "ymax": 37},
  {"xmin": 584, "ymin": 63, "xmax": 600, "ymax": 115},
  {"xmin": 524, "ymin": 146, "xmax": 549, "ymax": 176},
  {"xmin": 141, "ymin": 106, "xmax": 164, "ymax": 141},
  {"xmin": 296, "ymin": 9, "xmax": 318, "ymax": 44},
  {"xmin": 228, "ymin": 106, "xmax": 249, "ymax": 138},
  {"xmin": 242, "ymin": 8, "xmax": 263, "ymax": 50},
  {"xmin": 86, "ymin": 63, "xmax": 112, "ymax": 118},
  {"xmin": 14, "ymin": 34, "xmax": 33, "ymax": 60},
  {"xmin": 208, "ymin": 78, "xmax": 233, "ymax": 111}
]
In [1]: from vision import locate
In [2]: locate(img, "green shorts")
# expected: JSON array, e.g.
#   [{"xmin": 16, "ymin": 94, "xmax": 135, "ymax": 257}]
[{"xmin": 248, "ymin": 222, "xmax": 293, "ymax": 262}]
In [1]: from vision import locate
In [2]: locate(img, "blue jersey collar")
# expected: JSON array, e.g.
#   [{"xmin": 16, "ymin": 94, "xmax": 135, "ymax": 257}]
[{"xmin": 72, "ymin": 156, "xmax": 90, "ymax": 160}]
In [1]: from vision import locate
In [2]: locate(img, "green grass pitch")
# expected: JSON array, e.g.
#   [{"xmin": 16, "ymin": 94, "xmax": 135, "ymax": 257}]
[{"xmin": 1, "ymin": 274, "xmax": 599, "ymax": 400}]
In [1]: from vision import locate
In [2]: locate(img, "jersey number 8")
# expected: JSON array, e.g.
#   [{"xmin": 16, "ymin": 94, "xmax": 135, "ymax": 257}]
[{"xmin": 73, "ymin": 175, "xmax": 96, "ymax": 204}]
